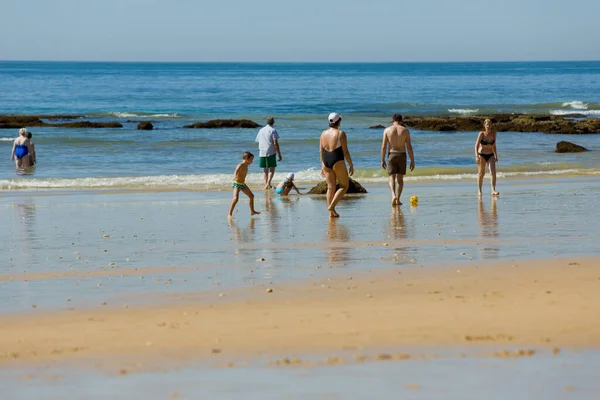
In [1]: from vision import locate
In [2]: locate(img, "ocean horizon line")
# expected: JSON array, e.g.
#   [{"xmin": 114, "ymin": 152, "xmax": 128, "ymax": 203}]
[{"xmin": 1, "ymin": 59, "xmax": 600, "ymax": 65}]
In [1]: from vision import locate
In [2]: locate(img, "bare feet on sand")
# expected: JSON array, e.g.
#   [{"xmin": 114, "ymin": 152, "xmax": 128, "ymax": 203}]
[
  {"xmin": 251, "ymin": 211, "xmax": 261, "ymax": 216},
  {"xmin": 228, "ymin": 215, "xmax": 234, "ymax": 220},
  {"xmin": 478, "ymin": 191, "xmax": 482, "ymax": 196},
  {"xmin": 264, "ymin": 184, "xmax": 272, "ymax": 190},
  {"xmin": 392, "ymin": 197, "xmax": 398, "ymax": 206},
  {"xmin": 492, "ymin": 191, "xmax": 500, "ymax": 196},
  {"xmin": 328, "ymin": 207, "xmax": 340, "ymax": 218}
]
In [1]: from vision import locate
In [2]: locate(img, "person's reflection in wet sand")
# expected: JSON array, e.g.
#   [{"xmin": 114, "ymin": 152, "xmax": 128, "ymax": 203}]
[
  {"xmin": 386, "ymin": 207, "xmax": 413, "ymax": 261},
  {"xmin": 478, "ymin": 197, "xmax": 499, "ymax": 258},
  {"xmin": 14, "ymin": 201, "xmax": 38, "ymax": 268},
  {"xmin": 389, "ymin": 208, "xmax": 408, "ymax": 240},
  {"xmin": 326, "ymin": 219, "xmax": 351, "ymax": 265},
  {"xmin": 229, "ymin": 218, "xmax": 256, "ymax": 248},
  {"xmin": 276, "ymin": 195, "xmax": 300, "ymax": 208},
  {"xmin": 263, "ymin": 192, "xmax": 280, "ymax": 238}
]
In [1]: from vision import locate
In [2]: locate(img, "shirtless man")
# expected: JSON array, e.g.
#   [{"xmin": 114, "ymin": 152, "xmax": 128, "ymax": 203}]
[{"xmin": 381, "ymin": 114, "xmax": 415, "ymax": 206}]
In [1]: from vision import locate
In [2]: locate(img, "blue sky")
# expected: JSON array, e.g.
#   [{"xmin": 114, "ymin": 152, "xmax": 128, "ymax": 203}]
[{"xmin": 2, "ymin": 0, "xmax": 600, "ymax": 62}]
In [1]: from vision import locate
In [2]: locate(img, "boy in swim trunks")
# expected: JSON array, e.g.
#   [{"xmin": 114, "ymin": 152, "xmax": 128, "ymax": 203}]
[
  {"xmin": 228, "ymin": 152, "xmax": 261, "ymax": 220},
  {"xmin": 381, "ymin": 114, "xmax": 415, "ymax": 206},
  {"xmin": 275, "ymin": 173, "xmax": 301, "ymax": 196}
]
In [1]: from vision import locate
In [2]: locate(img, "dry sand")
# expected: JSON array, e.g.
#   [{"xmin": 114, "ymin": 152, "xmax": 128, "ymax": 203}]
[{"xmin": 1, "ymin": 256, "xmax": 599, "ymax": 367}]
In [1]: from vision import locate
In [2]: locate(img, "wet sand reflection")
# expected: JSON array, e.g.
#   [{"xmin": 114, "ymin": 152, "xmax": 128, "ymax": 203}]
[
  {"xmin": 478, "ymin": 197, "xmax": 499, "ymax": 258},
  {"xmin": 229, "ymin": 218, "xmax": 256, "ymax": 246},
  {"xmin": 389, "ymin": 208, "xmax": 407, "ymax": 240},
  {"xmin": 326, "ymin": 219, "xmax": 350, "ymax": 265}
]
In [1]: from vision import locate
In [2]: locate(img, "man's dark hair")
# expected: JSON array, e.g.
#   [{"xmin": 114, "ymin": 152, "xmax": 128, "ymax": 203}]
[
  {"xmin": 392, "ymin": 114, "xmax": 403, "ymax": 122},
  {"xmin": 266, "ymin": 116, "xmax": 275, "ymax": 125},
  {"xmin": 27, "ymin": 132, "xmax": 32, "ymax": 139},
  {"xmin": 242, "ymin": 151, "xmax": 254, "ymax": 160}
]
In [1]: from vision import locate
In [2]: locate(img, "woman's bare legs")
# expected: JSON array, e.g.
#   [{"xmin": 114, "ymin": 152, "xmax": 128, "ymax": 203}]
[
  {"xmin": 323, "ymin": 167, "xmax": 336, "ymax": 214},
  {"xmin": 488, "ymin": 159, "xmax": 499, "ymax": 196},
  {"xmin": 327, "ymin": 161, "xmax": 349, "ymax": 217},
  {"xmin": 477, "ymin": 158, "xmax": 486, "ymax": 196},
  {"xmin": 322, "ymin": 167, "xmax": 338, "ymax": 217}
]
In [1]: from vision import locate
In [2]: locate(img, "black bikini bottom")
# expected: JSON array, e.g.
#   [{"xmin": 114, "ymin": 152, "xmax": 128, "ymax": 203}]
[{"xmin": 478, "ymin": 153, "xmax": 494, "ymax": 162}]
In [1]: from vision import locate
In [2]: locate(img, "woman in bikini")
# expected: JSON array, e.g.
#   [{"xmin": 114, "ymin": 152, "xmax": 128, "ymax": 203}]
[
  {"xmin": 320, "ymin": 113, "xmax": 354, "ymax": 218},
  {"xmin": 475, "ymin": 118, "xmax": 499, "ymax": 196}
]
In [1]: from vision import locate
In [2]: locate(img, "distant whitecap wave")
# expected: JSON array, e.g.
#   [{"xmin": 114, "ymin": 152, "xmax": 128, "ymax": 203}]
[
  {"xmin": 561, "ymin": 101, "xmax": 588, "ymax": 110},
  {"xmin": 91, "ymin": 112, "xmax": 181, "ymax": 119},
  {"xmin": 448, "ymin": 108, "xmax": 479, "ymax": 115},
  {"xmin": 0, "ymin": 138, "xmax": 15, "ymax": 142},
  {"xmin": 549, "ymin": 109, "xmax": 600, "ymax": 116}
]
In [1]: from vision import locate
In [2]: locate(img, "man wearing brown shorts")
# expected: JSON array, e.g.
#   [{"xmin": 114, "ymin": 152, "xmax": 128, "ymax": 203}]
[{"xmin": 381, "ymin": 114, "xmax": 415, "ymax": 206}]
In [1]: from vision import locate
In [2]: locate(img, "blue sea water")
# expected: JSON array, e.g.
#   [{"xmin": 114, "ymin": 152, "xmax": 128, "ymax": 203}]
[{"xmin": 2, "ymin": 61, "xmax": 600, "ymax": 189}]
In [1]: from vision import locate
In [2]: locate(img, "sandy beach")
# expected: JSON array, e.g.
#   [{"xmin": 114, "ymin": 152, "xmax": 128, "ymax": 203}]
[
  {"xmin": 1, "ymin": 178, "xmax": 600, "ymax": 398},
  {"xmin": 1, "ymin": 254, "xmax": 600, "ymax": 368}
]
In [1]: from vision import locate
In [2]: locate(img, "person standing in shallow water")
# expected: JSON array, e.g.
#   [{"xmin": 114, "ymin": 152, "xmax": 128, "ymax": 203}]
[
  {"xmin": 11, "ymin": 128, "xmax": 33, "ymax": 169},
  {"xmin": 255, "ymin": 116, "xmax": 282, "ymax": 189},
  {"xmin": 27, "ymin": 132, "xmax": 36, "ymax": 166},
  {"xmin": 320, "ymin": 113, "xmax": 354, "ymax": 218},
  {"xmin": 381, "ymin": 114, "xmax": 415, "ymax": 206},
  {"xmin": 475, "ymin": 118, "xmax": 499, "ymax": 196}
]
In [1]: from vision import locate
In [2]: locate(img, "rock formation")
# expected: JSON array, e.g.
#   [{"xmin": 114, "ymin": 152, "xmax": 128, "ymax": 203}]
[
  {"xmin": 0, "ymin": 115, "xmax": 121, "ymax": 129},
  {"xmin": 183, "ymin": 119, "xmax": 260, "ymax": 129},
  {"xmin": 307, "ymin": 179, "xmax": 368, "ymax": 194},
  {"xmin": 137, "ymin": 122, "xmax": 154, "ymax": 130},
  {"xmin": 401, "ymin": 114, "xmax": 600, "ymax": 134},
  {"xmin": 555, "ymin": 141, "xmax": 588, "ymax": 153}
]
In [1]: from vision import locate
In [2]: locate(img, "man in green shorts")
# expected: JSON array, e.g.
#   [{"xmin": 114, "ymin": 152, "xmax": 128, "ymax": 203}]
[{"xmin": 255, "ymin": 116, "xmax": 283, "ymax": 189}]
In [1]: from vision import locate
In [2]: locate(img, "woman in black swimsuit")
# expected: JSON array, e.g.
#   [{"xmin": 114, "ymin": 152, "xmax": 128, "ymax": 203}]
[
  {"xmin": 475, "ymin": 118, "xmax": 499, "ymax": 196},
  {"xmin": 320, "ymin": 112, "xmax": 354, "ymax": 218}
]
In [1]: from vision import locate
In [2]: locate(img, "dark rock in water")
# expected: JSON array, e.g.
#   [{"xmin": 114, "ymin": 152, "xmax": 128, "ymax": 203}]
[
  {"xmin": 560, "ymin": 113, "xmax": 587, "ymax": 119},
  {"xmin": 0, "ymin": 115, "xmax": 121, "ymax": 129},
  {"xmin": 183, "ymin": 119, "xmax": 260, "ymax": 129},
  {"xmin": 555, "ymin": 141, "xmax": 588, "ymax": 153},
  {"xmin": 402, "ymin": 114, "xmax": 600, "ymax": 134},
  {"xmin": 137, "ymin": 122, "xmax": 154, "ymax": 130},
  {"xmin": 0, "ymin": 115, "xmax": 45, "ymax": 129},
  {"xmin": 307, "ymin": 179, "xmax": 368, "ymax": 194},
  {"xmin": 369, "ymin": 125, "xmax": 386, "ymax": 129},
  {"xmin": 0, "ymin": 115, "xmax": 83, "ymax": 129},
  {"xmin": 574, "ymin": 118, "xmax": 600, "ymax": 134},
  {"xmin": 51, "ymin": 121, "xmax": 123, "ymax": 128}
]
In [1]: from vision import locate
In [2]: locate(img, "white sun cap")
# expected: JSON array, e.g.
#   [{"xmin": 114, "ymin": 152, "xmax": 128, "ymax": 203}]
[
  {"xmin": 287, "ymin": 172, "xmax": 295, "ymax": 180},
  {"xmin": 328, "ymin": 112, "xmax": 341, "ymax": 124}
]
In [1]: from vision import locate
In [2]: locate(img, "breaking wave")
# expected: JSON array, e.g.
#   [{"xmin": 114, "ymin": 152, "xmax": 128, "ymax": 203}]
[
  {"xmin": 1, "ymin": 167, "xmax": 595, "ymax": 191},
  {"xmin": 561, "ymin": 101, "xmax": 588, "ymax": 110}
]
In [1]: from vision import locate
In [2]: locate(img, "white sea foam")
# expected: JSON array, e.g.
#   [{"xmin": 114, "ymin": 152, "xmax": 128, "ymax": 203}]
[
  {"xmin": 448, "ymin": 108, "xmax": 479, "ymax": 115},
  {"xmin": 0, "ymin": 138, "xmax": 15, "ymax": 142},
  {"xmin": 106, "ymin": 112, "xmax": 180, "ymax": 118},
  {"xmin": 549, "ymin": 109, "xmax": 600, "ymax": 116},
  {"xmin": 0, "ymin": 169, "xmax": 585, "ymax": 190},
  {"xmin": 561, "ymin": 101, "xmax": 588, "ymax": 110}
]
